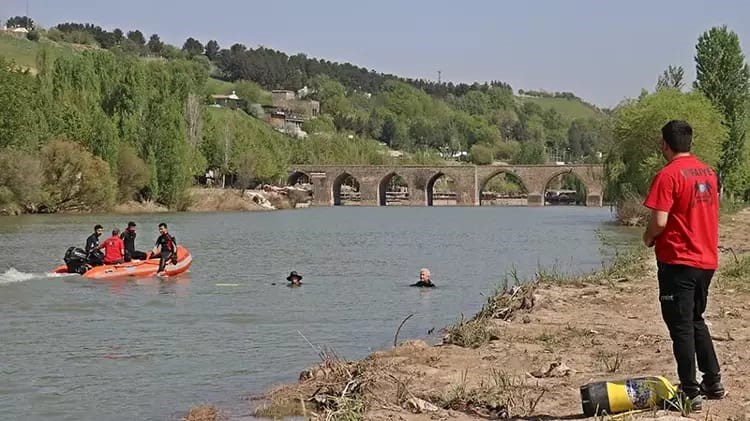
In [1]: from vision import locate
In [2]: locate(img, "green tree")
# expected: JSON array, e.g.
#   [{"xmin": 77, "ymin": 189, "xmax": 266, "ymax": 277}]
[
  {"xmin": 694, "ymin": 25, "xmax": 750, "ymax": 197},
  {"xmin": 147, "ymin": 34, "xmax": 164, "ymax": 55},
  {"xmin": 5, "ymin": 16, "xmax": 34, "ymax": 29},
  {"xmin": 606, "ymin": 89, "xmax": 725, "ymax": 205},
  {"xmin": 516, "ymin": 140, "xmax": 546, "ymax": 164},
  {"xmin": 656, "ymin": 65, "xmax": 685, "ymax": 91},
  {"xmin": 469, "ymin": 143, "xmax": 494, "ymax": 165},
  {"xmin": 0, "ymin": 59, "xmax": 47, "ymax": 148},
  {"xmin": 127, "ymin": 30, "xmax": 146, "ymax": 46},
  {"xmin": 205, "ymin": 40, "xmax": 220, "ymax": 61},
  {"xmin": 182, "ymin": 37, "xmax": 204, "ymax": 57},
  {"xmin": 112, "ymin": 28, "xmax": 124, "ymax": 44}
]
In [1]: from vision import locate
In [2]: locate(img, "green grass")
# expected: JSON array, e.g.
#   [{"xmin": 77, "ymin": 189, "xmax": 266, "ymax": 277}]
[
  {"xmin": 204, "ymin": 106, "xmax": 289, "ymax": 142},
  {"xmin": 0, "ymin": 33, "xmax": 78, "ymax": 71},
  {"xmin": 205, "ymin": 77, "xmax": 235, "ymax": 95},
  {"xmin": 518, "ymin": 96, "xmax": 604, "ymax": 121}
]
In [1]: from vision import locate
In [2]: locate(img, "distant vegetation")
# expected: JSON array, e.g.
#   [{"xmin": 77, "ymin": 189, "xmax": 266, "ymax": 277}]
[{"xmin": 1, "ymin": 15, "xmax": 747, "ymax": 216}]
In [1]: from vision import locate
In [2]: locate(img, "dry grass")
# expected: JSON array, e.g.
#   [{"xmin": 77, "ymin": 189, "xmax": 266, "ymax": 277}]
[
  {"xmin": 717, "ymin": 250, "xmax": 750, "ymax": 291},
  {"xmin": 597, "ymin": 351, "xmax": 624, "ymax": 373},
  {"xmin": 433, "ymin": 368, "xmax": 545, "ymax": 418},
  {"xmin": 112, "ymin": 199, "xmax": 169, "ymax": 214},
  {"xmin": 253, "ymin": 344, "xmax": 373, "ymax": 420},
  {"xmin": 183, "ymin": 405, "xmax": 225, "ymax": 421}
]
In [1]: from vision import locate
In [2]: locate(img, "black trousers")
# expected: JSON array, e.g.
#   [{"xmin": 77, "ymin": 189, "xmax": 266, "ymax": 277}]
[
  {"xmin": 657, "ymin": 262, "xmax": 721, "ymax": 396},
  {"xmin": 157, "ymin": 250, "xmax": 177, "ymax": 273},
  {"xmin": 124, "ymin": 250, "xmax": 148, "ymax": 262}
]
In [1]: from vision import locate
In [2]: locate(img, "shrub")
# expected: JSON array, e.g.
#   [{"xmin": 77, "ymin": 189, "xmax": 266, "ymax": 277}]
[
  {"xmin": 40, "ymin": 140, "xmax": 117, "ymax": 212},
  {"xmin": 470, "ymin": 143, "xmax": 494, "ymax": 165},
  {"xmin": 116, "ymin": 144, "xmax": 150, "ymax": 202},
  {"xmin": 26, "ymin": 30, "xmax": 40, "ymax": 42},
  {"xmin": 0, "ymin": 147, "xmax": 44, "ymax": 211}
]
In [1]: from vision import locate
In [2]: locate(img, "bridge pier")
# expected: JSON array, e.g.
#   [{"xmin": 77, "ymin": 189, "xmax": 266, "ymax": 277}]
[
  {"xmin": 527, "ymin": 192, "xmax": 544, "ymax": 207},
  {"xmin": 310, "ymin": 173, "xmax": 332, "ymax": 206},
  {"xmin": 586, "ymin": 193, "xmax": 603, "ymax": 207}
]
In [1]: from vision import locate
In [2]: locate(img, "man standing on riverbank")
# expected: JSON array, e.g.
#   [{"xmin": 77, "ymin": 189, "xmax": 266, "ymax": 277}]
[{"xmin": 642, "ymin": 120, "xmax": 725, "ymax": 405}]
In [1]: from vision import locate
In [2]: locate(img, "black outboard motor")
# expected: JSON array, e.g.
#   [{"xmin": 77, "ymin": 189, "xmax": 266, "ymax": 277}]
[{"xmin": 64, "ymin": 247, "xmax": 89, "ymax": 274}]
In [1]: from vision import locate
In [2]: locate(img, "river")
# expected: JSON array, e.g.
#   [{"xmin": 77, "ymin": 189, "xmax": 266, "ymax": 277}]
[{"xmin": 0, "ymin": 206, "xmax": 628, "ymax": 421}]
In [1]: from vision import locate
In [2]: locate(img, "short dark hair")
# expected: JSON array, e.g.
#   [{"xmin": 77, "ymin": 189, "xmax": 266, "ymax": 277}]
[
  {"xmin": 127, "ymin": 221, "xmax": 136, "ymax": 227},
  {"xmin": 661, "ymin": 120, "xmax": 692, "ymax": 153},
  {"xmin": 112, "ymin": 228, "xmax": 120, "ymax": 235},
  {"xmin": 159, "ymin": 223, "xmax": 168, "ymax": 229},
  {"xmin": 94, "ymin": 224, "xmax": 103, "ymax": 230}
]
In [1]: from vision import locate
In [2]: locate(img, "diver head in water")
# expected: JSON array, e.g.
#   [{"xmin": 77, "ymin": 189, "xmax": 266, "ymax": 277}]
[
  {"xmin": 412, "ymin": 268, "xmax": 435, "ymax": 287},
  {"xmin": 287, "ymin": 271, "xmax": 303, "ymax": 285}
]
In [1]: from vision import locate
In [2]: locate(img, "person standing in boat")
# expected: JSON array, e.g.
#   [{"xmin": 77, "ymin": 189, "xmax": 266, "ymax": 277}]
[
  {"xmin": 85, "ymin": 224, "xmax": 104, "ymax": 266},
  {"xmin": 121, "ymin": 221, "xmax": 148, "ymax": 261},
  {"xmin": 411, "ymin": 268, "xmax": 435, "ymax": 287},
  {"xmin": 99, "ymin": 229, "xmax": 125, "ymax": 265},
  {"xmin": 153, "ymin": 223, "xmax": 177, "ymax": 275}
]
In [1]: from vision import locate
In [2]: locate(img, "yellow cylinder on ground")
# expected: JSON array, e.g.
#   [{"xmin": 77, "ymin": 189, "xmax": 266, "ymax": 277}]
[{"xmin": 580, "ymin": 376, "xmax": 677, "ymax": 416}]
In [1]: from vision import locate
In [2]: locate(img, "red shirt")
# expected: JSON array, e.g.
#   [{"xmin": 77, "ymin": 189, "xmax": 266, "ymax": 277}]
[
  {"xmin": 101, "ymin": 236, "xmax": 125, "ymax": 264},
  {"xmin": 643, "ymin": 155, "xmax": 719, "ymax": 270}
]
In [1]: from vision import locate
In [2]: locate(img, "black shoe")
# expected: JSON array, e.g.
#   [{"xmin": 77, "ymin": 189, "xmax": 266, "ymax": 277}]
[{"xmin": 700, "ymin": 381, "xmax": 727, "ymax": 400}]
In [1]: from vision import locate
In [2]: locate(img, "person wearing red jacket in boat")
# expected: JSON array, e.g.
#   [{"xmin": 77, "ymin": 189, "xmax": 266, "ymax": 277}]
[
  {"xmin": 98, "ymin": 229, "xmax": 125, "ymax": 265},
  {"xmin": 153, "ymin": 223, "xmax": 178, "ymax": 275}
]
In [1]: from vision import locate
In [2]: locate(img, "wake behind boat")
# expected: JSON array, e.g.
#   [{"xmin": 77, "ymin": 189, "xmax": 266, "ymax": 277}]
[{"xmin": 52, "ymin": 246, "xmax": 192, "ymax": 279}]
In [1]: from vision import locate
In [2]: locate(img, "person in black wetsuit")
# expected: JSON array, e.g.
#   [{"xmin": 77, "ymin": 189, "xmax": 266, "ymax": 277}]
[
  {"xmin": 153, "ymin": 222, "xmax": 177, "ymax": 275},
  {"xmin": 85, "ymin": 224, "xmax": 104, "ymax": 266},
  {"xmin": 411, "ymin": 268, "xmax": 435, "ymax": 287},
  {"xmin": 286, "ymin": 271, "xmax": 303, "ymax": 286},
  {"xmin": 120, "ymin": 221, "xmax": 148, "ymax": 261}
]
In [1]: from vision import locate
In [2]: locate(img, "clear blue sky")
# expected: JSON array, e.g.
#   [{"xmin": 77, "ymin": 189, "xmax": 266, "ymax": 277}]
[{"xmin": 2, "ymin": 0, "xmax": 749, "ymax": 107}]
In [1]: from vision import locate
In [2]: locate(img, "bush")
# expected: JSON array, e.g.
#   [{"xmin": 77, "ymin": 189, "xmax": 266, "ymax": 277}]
[
  {"xmin": 40, "ymin": 140, "xmax": 117, "ymax": 212},
  {"xmin": 26, "ymin": 30, "xmax": 40, "ymax": 42},
  {"xmin": 469, "ymin": 143, "xmax": 494, "ymax": 165},
  {"xmin": 0, "ymin": 147, "xmax": 44, "ymax": 211},
  {"xmin": 116, "ymin": 144, "xmax": 150, "ymax": 202}
]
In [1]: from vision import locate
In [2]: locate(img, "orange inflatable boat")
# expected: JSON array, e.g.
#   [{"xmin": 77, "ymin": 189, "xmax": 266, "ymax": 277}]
[{"xmin": 52, "ymin": 246, "xmax": 192, "ymax": 279}]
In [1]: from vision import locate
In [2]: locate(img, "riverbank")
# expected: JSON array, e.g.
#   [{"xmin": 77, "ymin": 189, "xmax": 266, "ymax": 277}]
[
  {"xmin": 210, "ymin": 208, "xmax": 750, "ymax": 421},
  {"xmin": 75, "ymin": 188, "xmax": 302, "ymax": 215}
]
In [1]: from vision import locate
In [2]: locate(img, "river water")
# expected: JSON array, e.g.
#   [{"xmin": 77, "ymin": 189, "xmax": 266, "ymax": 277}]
[{"xmin": 0, "ymin": 206, "xmax": 627, "ymax": 421}]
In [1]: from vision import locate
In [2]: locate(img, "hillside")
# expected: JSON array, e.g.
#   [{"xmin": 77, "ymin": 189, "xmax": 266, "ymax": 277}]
[
  {"xmin": 0, "ymin": 32, "xmax": 75, "ymax": 70},
  {"xmin": 518, "ymin": 95, "xmax": 605, "ymax": 121},
  {"xmin": 1, "ymin": 25, "xmax": 611, "ymax": 169}
]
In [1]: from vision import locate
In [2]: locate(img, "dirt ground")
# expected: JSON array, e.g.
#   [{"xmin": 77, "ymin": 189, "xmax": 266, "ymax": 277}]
[{"xmin": 245, "ymin": 209, "xmax": 750, "ymax": 421}]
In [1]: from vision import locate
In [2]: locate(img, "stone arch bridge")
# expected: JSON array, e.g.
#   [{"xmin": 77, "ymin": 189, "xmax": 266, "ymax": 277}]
[{"xmin": 287, "ymin": 164, "xmax": 604, "ymax": 207}]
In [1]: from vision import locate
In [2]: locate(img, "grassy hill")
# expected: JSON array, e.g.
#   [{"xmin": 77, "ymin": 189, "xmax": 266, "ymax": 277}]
[
  {"xmin": 204, "ymin": 106, "xmax": 288, "ymax": 142},
  {"xmin": 0, "ymin": 32, "xmax": 75, "ymax": 70},
  {"xmin": 205, "ymin": 77, "xmax": 235, "ymax": 95},
  {"xmin": 517, "ymin": 95, "xmax": 605, "ymax": 121}
]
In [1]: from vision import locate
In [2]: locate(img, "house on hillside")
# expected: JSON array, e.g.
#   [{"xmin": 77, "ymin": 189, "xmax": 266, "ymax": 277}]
[
  {"xmin": 262, "ymin": 88, "xmax": 320, "ymax": 139},
  {"xmin": 210, "ymin": 91, "xmax": 243, "ymax": 109},
  {"xmin": 1, "ymin": 25, "xmax": 29, "ymax": 34}
]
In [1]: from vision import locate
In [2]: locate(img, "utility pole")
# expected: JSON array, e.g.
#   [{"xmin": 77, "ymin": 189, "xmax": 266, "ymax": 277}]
[
  {"xmin": 437, "ymin": 70, "xmax": 442, "ymax": 84},
  {"xmin": 26, "ymin": 0, "xmax": 29, "ymax": 18}
]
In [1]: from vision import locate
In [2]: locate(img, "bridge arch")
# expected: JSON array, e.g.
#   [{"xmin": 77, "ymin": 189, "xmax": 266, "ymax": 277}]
[
  {"xmin": 332, "ymin": 172, "xmax": 360, "ymax": 206},
  {"xmin": 426, "ymin": 172, "xmax": 457, "ymax": 206},
  {"xmin": 542, "ymin": 169, "xmax": 589, "ymax": 206},
  {"xmin": 378, "ymin": 172, "xmax": 409, "ymax": 206},
  {"xmin": 288, "ymin": 171, "xmax": 311, "ymax": 186},
  {"xmin": 479, "ymin": 170, "xmax": 529, "ymax": 205}
]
